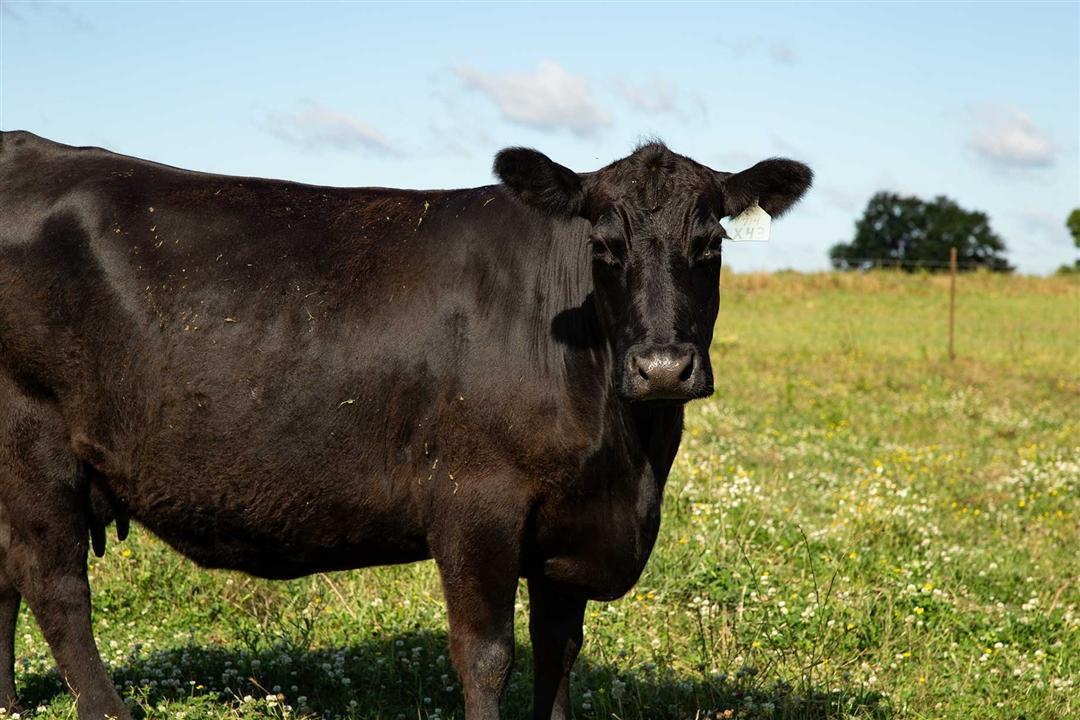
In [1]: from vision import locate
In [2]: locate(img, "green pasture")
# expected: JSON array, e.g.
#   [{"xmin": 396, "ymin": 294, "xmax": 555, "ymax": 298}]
[{"xmin": 16, "ymin": 271, "xmax": 1079, "ymax": 720}]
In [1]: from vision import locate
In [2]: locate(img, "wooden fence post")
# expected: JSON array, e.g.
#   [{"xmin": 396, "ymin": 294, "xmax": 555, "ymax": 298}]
[{"xmin": 949, "ymin": 247, "xmax": 957, "ymax": 361}]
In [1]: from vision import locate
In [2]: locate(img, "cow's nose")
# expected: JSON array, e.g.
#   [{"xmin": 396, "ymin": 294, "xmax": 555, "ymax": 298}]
[{"xmin": 626, "ymin": 343, "xmax": 698, "ymax": 400}]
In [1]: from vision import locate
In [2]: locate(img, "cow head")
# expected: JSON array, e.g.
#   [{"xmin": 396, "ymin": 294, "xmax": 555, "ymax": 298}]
[{"xmin": 495, "ymin": 142, "xmax": 811, "ymax": 403}]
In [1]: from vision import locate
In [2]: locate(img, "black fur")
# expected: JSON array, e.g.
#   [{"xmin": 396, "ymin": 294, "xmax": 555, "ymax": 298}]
[
  {"xmin": 0, "ymin": 132, "xmax": 811, "ymax": 720},
  {"xmin": 493, "ymin": 147, "xmax": 584, "ymax": 217},
  {"xmin": 720, "ymin": 157, "xmax": 813, "ymax": 218}
]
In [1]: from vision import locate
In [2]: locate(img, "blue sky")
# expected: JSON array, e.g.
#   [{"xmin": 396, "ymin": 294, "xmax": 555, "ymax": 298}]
[{"xmin": 2, "ymin": 1, "xmax": 1077, "ymax": 273}]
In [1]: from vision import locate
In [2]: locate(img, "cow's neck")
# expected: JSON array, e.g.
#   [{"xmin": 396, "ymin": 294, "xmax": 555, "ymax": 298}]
[
  {"xmin": 537, "ymin": 217, "xmax": 685, "ymax": 493},
  {"xmin": 628, "ymin": 401, "xmax": 684, "ymax": 491}
]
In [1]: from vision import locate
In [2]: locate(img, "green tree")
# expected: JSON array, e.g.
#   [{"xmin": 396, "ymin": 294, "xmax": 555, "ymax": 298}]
[
  {"xmin": 1056, "ymin": 207, "xmax": 1080, "ymax": 274},
  {"xmin": 830, "ymin": 192, "xmax": 1012, "ymax": 272}
]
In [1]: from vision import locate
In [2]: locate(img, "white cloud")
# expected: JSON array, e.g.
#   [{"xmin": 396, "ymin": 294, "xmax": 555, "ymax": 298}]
[
  {"xmin": 265, "ymin": 101, "xmax": 397, "ymax": 155},
  {"xmin": 453, "ymin": 60, "xmax": 611, "ymax": 137},
  {"xmin": 616, "ymin": 78, "xmax": 678, "ymax": 115},
  {"xmin": 769, "ymin": 41, "xmax": 796, "ymax": 65},
  {"xmin": 1008, "ymin": 209, "xmax": 1077, "ymax": 274},
  {"xmin": 614, "ymin": 77, "xmax": 708, "ymax": 123},
  {"xmin": 726, "ymin": 37, "xmax": 797, "ymax": 65},
  {"xmin": 820, "ymin": 185, "xmax": 864, "ymax": 214},
  {"xmin": 1019, "ymin": 209, "xmax": 1070, "ymax": 242},
  {"xmin": 970, "ymin": 105, "xmax": 1055, "ymax": 168},
  {"xmin": 422, "ymin": 83, "xmax": 495, "ymax": 159}
]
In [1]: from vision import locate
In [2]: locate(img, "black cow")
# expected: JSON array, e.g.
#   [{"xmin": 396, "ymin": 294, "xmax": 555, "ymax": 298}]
[{"xmin": 0, "ymin": 131, "xmax": 810, "ymax": 719}]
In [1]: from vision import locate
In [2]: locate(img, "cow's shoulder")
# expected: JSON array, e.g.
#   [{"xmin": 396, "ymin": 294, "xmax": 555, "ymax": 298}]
[
  {"xmin": 1, "ymin": 130, "xmax": 67, "ymax": 178},
  {"xmin": 0, "ymin": 130, "xmax": 116, "ymax": 168},
  {"xmin": 1, "ymin": 131, "xmax": 140, "ymax": 208},
  {"xmin": 0, "ymin": 129, "xmax": 44, "ymax": 151}
]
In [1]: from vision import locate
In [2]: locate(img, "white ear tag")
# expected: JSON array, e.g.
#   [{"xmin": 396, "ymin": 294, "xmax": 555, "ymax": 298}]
[{"xmin": 721, "ymin": 202, "xmax": 771, "ymax": 242}]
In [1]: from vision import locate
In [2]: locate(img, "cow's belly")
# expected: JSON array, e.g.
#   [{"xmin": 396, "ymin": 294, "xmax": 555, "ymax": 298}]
[
  {"xmin": 139, "ymin": 502, "xmax": 432, "ymax": 579},
  {"xmin": 119, "ymin": 463, "xmax": 433, "ymax": 579},
  {"xmin": 76, "ymin": 325, "xmax": 453, "ymax": 577},
  {"xmin": 95, "ymin": 379, "xmax": 440, "ymax": 578}
]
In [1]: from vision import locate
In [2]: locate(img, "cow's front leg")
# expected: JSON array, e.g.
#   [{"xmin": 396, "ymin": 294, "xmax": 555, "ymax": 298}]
[
  {"xmin": 438, "ymin": 561, "xmax": 517, "ymax": 719},
  {"xmin": 433, "ymin": 507, "xmax": 523, "ymax": 720},
  {"xmin": 0, "ymin": 577, "xmax": 20, "ymax": 712},
  {"xmin": 528, "ymin": 578, "xmax": 586, "ymax": 720}
]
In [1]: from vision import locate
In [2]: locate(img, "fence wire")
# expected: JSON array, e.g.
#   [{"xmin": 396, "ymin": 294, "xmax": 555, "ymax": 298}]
[{"xmin": 832, "ymin": 257, "xmax": 1006, "ymax": 270}]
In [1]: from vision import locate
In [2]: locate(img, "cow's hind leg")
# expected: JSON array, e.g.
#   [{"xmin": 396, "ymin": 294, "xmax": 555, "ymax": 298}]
[
  {"xmin": 0, "ymin": 386, "xmax": 130, "ymax": 720},
  {"xmin": 0, "ymin": 573, "xmax": 20, "ymax": 712}
]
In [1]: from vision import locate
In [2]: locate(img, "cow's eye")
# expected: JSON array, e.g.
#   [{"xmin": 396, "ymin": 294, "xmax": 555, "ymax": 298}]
[
  {"xmin": 589, "ymin": 235, "xmax": 624, "ymax": 268},
  {"xmin": 691, "ymin": 235, "xmax": 723, "ymax": 265}
]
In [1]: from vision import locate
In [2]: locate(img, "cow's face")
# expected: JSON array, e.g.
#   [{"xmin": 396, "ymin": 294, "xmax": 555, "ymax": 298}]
[{"xmin": 496, "ymin": 142, "xmax": 811, "ymax": 403}]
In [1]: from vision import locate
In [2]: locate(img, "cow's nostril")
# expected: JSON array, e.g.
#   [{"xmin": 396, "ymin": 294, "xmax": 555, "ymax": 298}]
[
  {"xmin": 626, "ymin": 344, "xmax": 701, "ymax": 400},
  {"xmin": 678, "ymin": 353, "xmax": 695, "ymax": 383}
]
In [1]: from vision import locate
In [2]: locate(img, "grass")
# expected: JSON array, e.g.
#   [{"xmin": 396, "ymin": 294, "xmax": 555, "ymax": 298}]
[{"xmin": 13, "ymin": 270, "xmax": 1079, "ymax": 720}]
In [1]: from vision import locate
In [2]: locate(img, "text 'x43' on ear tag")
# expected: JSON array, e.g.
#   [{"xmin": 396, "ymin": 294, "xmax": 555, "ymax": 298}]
[{"xmin": 721, "ymin": 202, "xmax": 772, "ymax": 242}]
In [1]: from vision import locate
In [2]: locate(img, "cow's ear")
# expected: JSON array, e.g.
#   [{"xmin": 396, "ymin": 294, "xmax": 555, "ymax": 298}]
[
  {"xmin": 494, "ymin": 147, "xmax": 584, "ymax": 218},
  {"xmin": 720, "ymin": 158, "xmax": 812, "ymax": 218}
]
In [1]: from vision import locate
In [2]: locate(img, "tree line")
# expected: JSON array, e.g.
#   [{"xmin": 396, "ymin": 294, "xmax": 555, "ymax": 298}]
[{"xmin": 829, "ymin": 192, "xmax": 1080, "ymax": 273}]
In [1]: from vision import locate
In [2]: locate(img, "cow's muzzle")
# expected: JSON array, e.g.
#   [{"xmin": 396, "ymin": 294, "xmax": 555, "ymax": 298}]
[{"xmin": 623, "ymin": 343, "xmax": 711, "ymax": 402}]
